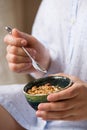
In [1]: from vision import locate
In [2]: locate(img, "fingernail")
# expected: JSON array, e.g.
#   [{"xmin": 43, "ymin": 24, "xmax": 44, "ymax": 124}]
[
  {"xmin": 36, "ymin": 111, "xmax": 43, "ymax": 117},
  {"xmin": 21, "ymin": 40, "xmax": 27, "ymax": 45}
]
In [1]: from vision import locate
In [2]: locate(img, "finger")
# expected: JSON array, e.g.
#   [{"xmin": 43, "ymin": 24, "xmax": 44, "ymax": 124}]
[
  {"xmin": 47, "ymin": 83, "xmax": 79, "ymax": 101},
  {"xmin": 36, "ymin": 108, "xmax": 77, "ymax": 120},
  {"xmin": 36, "ymin": 110, "xmax": 69, "ymax": 120},
  {"xmin": 14, "ymin": 63, "xmax": 34, "ymax": 73},
  {"xmin": 38, "ymin": 98, "xmax": 77, "ymax": 111},
  {"xmin": 6, "ymin": 54, "xmax": 31, "ymax": 63},
  {"xmin": 61, "ymin": 115, "xmax": 85, "ymax": 121},
  {"xmin": 36, "ymin": 110, "xmax": 82, "ymax": 121},
  {"xmin": 4, "ymin": 34, "xmax": 27, "ymax": 47},
  {"xmin": 8, "ymin": 62, "xmax": 32, "ymax": 73},
  {"xmin": 16, "ymin": 63, "xmax": 37, "ymax": 73},
  {"xmin": 12, "ymin": 28, "xmax": 36, "ymax": 44},
  {"xmin": 7, "ymin": 45, "xmax": 27, "ymax": 56},
  {"xmin": 36, "ymin": 105, "xmax": 84, "ymax": 121},
  {"xmin": 7, "ymin": 45, "xmax": 36, "ymax": 58}
]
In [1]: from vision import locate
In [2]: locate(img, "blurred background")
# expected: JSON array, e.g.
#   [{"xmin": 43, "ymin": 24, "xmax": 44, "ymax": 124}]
[{"xmin": 0, "ymin": 0, "xmax": 41, "ymax": 84}]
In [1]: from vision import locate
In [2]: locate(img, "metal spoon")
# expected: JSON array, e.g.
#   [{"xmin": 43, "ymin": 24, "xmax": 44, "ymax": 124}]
[{"xmin": 5, "ymin": 26, "xmax": 47, "ymax": 73}]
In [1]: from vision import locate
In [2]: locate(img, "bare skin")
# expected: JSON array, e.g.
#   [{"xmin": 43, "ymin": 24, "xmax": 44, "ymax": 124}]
[
  {"xmin": 36, "ymin": 73, "xmax": 87, "ymax": 121},
  {"xmin": 4, "ymin": 28, "xmax": 50, "ymax": 77},
  {"xmin": 0, "ymin": 105, "xmax": 26, "ymax": 130},
  {"xmin": 4, "ymin": 29, "xmax": 87, "ymax": 121}
]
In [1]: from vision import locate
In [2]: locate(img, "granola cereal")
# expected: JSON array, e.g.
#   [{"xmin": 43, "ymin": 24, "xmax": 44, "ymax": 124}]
[{"xmin": 27, "ymin": 83, "xmax": 59, "ymax": 95}]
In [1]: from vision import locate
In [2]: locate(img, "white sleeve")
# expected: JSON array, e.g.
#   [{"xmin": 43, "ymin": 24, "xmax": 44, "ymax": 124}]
[{"xmin": 32, "ymin": 0, "xmax": 63, "ymax": 76}]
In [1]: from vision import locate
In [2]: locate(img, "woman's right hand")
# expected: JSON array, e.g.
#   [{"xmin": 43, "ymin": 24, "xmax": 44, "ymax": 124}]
[{"xmin": 4, "ymin": 28, "xmax": 50, "ymax": 75}]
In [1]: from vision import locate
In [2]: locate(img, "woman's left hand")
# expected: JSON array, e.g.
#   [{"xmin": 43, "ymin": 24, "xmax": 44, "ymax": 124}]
[{"xmin": 36, "ymin": 73, "xmax": 87, "ymax": 121}]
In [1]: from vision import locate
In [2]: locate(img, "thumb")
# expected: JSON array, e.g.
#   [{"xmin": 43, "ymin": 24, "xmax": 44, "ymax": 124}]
[
  {"xmin": 12, "ymin": 28, "xmax": 22, "ymax": 37},
  {"xmin": 12, "ymin": 28, "xmax": 33, "ymax": 42},
  {"xmin": 12, "ymin": 28, "xmax": 37, "ymax": 47}
]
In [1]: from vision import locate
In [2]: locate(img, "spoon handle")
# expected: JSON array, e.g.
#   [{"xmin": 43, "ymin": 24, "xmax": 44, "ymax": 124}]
[{"xmin": 5, "ymin": 26, "xmax": 47, "ymax": 74}]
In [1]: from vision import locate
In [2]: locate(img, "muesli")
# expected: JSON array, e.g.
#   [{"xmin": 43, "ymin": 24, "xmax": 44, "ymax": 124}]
[{"xmin": 27, "ymin": 83, "xmax": 59, "ymax": 95}]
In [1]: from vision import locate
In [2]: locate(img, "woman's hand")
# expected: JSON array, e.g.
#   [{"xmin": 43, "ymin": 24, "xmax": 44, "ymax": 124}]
[
  {"xmin": 36, "ymin": 73, "xmax": 87, "ymax": 121},
  {"xmin": 4, "ymin": 28, "xmax": 50, "ymax": 75}
]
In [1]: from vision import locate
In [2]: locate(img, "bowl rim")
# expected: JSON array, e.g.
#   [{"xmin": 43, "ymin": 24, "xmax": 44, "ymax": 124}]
[{"xmin": 23, "ymin": 76, "xmax": 73, "ymax": 96}]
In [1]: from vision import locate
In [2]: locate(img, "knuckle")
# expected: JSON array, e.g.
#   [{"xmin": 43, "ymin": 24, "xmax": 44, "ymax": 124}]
[
  {"xmin": 67, "ymin": 87, "xmax": 76, "ymax": 97},
  {"xmin": 11, "ymin": 55, "xmax": 17, "ymax": 62},
  {"xmin": 10, "ymin": 46, "xmax": 18, "ymax": 54},
  {"xmin": 6, "ymin": 45, "xmax": 18, "ymax": 54},
  {"xmin": 68, "ymin": 89, "xmax": 74, "ymax": 97},
  {"xmin": 68, "ymin": 83, "xmax": 82, "ymax": 97},
  {"xmin": 57, "ymin": 112, "xmax": 65, "ymax": 118},
  {"xmin": 6, "ymin": 54, "xmax": 17, "ymax": 63},
  {"xmin": 60, "ymin": 102, "xmax": 68, "ymax": 109},
  {"xmin": 42, "ymin": 112, "xmax": 49, "ymax": 119},
  {"xmin": 78, "ymin": 83, "xmax": 84, "ymax": 89},
  {"xmin": 46, "ymin": 102, "xmax": 57, "ymax": 111},
  {"xmin": 9, "ymin": 64, "xmax": 18, "ymax": 72},
  {"xmin": 47, "ymin": 104, "xmax": 53, "ymax": 111}
]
